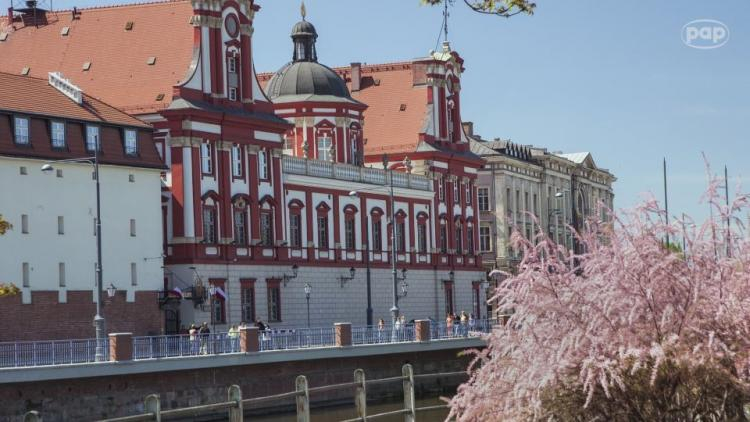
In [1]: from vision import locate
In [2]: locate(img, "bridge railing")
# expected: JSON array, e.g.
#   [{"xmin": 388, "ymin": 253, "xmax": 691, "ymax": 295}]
[
  {"xmin": 0, "ymin": 319, "xmax": 498, "ymax": 368},
  {"xmin": 0, "ymin": 338, "xmax": 107, "ymax": 368}
]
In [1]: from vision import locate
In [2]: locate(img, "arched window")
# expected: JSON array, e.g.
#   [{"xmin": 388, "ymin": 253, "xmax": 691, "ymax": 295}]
[
  {"xmin": 371, "ymin": 207, "xmax": 384, "ymax": 252},
  {"xmin": 288, "ymin": 200, "xmax": 304, "ymax": 248},
  {"xmin": 259, "ymin": 196, "xmax": 275, "ymax": 246},
  {"xmin": 439, "ymin": 216, "xmax": 448, "ymax": 254},
  {"xmin": 344, "ymin": 205, "xmax": 358, "ymax": 251},
  {"xmin": 232, "ymin": 194, "xmax": 251, "ymax": 246},
  {"xmin": 416, "ymin": 212, "xmax": 429, "ymax": 254},
  {"xmin": 316, "ymin": 202, "xmax": 331, "ymax": 250},
  {"xmin": 394, "ymin": 210, "xmax": 407, "ymax": 253},
  {"xmin": 467, "ymin": 218, "xmax": 475, "ymax": 255},
  {"xmin": 201, "ymin": 191, "xmax": 220, "ymax": 244},
  {"xmin": 455, "ymin": 217, "xmax": 464, "ymax": 255}
]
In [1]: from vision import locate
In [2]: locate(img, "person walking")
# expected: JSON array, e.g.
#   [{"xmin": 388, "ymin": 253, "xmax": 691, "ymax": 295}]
[
  {"xmin": 228, "ymin": 324, "xmax": 239, "ymax": 352},
  {"xmin": 460, "ymin": 311, "xmax": 469, "ymax": 337},
  {"xmin": 445, "ymin": 313, "xmax": 454, "ymax": 338},
  {"xmin": 189, "ymin": 324, "xmax": 199, "ymax": 355},
  {"xmin": 199, "ymin": 322, "xmax": 211, "ymax": 354},
  {"xmin": 377, "ymin": 318, "xmax": 385, "ymax": 343}
]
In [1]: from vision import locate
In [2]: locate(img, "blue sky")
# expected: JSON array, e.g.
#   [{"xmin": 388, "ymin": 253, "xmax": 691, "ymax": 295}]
[{"xmin": 53, "ymin": 0, "xmax": 749, "ymax": 221}]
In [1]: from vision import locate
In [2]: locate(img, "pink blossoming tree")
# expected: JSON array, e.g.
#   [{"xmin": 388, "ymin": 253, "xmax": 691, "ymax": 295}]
[{"xmin": 449, "ymin": 171, "xmax": 750, "ymax": 421}]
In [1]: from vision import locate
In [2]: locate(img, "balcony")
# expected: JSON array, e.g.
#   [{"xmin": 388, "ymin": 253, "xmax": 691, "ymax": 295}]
[{"xmin": 282, "ymin": 156, "xmax": 433, "ymax": 191}]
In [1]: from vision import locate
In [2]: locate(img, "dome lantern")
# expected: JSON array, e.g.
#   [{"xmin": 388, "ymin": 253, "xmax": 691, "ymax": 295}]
[{"xmin": 291, "ymin": 2, "xmax": 317, "ymax": 63}]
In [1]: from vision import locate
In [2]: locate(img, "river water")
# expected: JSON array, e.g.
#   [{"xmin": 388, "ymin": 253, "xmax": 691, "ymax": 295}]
[{"xmin": 246, "ymin": 397, "xmax": 450, "ymax": 422}]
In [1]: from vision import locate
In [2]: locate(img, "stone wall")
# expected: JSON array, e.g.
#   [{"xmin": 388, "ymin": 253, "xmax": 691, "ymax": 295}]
[{"xmin": 2, "ymin": 347, "xmax": 474, "ymax": 421}]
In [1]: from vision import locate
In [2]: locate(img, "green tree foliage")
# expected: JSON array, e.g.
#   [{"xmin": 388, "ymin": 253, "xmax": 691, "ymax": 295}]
[{"xmin": 422, "ymin": 0, "xmax": 536, "ymax": 17}]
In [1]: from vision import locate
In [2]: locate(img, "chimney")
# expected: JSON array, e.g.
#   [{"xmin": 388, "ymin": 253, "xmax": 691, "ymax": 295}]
[
  {"xmin": 350, "ymin": 62, "xmax": 361, "ymax": 92},
  {"xmin": 462, "ymin": 121, "xmax": 474, "ymax": 137}
]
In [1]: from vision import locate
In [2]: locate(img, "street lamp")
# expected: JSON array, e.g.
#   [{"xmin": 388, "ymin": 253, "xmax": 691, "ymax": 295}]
[
  {"xmin": 282, "ymin": 264, "xmax": 299, "ymax": 286},
  {"xmin": 106, "ymin": 283, "xmax": 117, "ymax": 298},
  {"xmin": 548, "ymin": 190, "xmax": 569, "ymax": 243},
  {"xmin": 304, "ymin": 282, "xmax": 311, "ymax": 328},
  {"xmin": 41, "ymin": 137, "xmax": 106, "ymax": 361},
  {"xmin": 338, "ymin": 267, "xmax": 356, "ymax": 288},
  {"xmin": 208, "ymin": 285, "xmax": 217, "ymax": 333}
]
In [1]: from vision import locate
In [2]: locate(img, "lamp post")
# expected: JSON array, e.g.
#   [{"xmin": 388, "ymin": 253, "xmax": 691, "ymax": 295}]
[
  {"xmin": 304, "ymin": 282, "xmax": 311, "ymax": 328},
  {"xmin": 41, "ymin": 137, "xmax": 106, "ymax": 361},
  {"xmin": 547, "ymin": 190, "xmax": 567, "ymax": 242},
  {"xmin": 208, "ymin": 285, "xmax": 217, "ymax": 334}
]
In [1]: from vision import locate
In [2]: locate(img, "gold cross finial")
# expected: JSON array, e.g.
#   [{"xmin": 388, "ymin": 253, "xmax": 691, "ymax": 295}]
[{"xmin": 301, "ymin": 1, "xmax": 306, "ymax": 20}]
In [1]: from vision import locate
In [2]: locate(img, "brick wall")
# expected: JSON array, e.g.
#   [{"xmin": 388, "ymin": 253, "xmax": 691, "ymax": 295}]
[
  {"xmin": 1, "ymin": 348, "xmax": 472, "ymax": 421},
  {"xmin": 0, "ymin": 290, "xmax": 162, "ymax": 341}
]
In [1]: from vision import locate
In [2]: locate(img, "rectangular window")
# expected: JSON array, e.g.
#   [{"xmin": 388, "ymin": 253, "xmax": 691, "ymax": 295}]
[
  {"xmin": 267, "ymin": 281, "xmax": 281, "ymax": 322},
  {"xmin": 472, "ymin": 283, "xmax": 481, "ymax": 319},
  {"xmin": 478, "ymin": 188, "xmax": 489, "ymax": 211},
  {"xmin": 58, "ymin": 216, "xmax": 64, "ymax": 235},
  {"xmin": 227, "ymin": 57, "xmax": 236, "ymax": 73},
  {"xmin": 453, "ymin": 181, "xmax": 459, "ymax": 203},
  {"xmin": 533, "ymin": 193, "xmax": 538, "ymax": 217},
  {"xmin": 395, "ymin": 221, "xmax": 406, "ymax": 253},
  {"xmin": 465, "ymin": 184, "xmax": 472, "ymax": 205},
  {"xmin": 507, "ymin": 188, "xmax": 512, "ymax": 214},
  {"xmin": 345, "ymin": 218, "xmax": 356, "ymax": 250},
  {"xmin": 130, "ymin": 219, "xmax": 136, "ymax": 237},
  {"xmin": 444, "ymin": 281, "xmax": 454, "ymax": 316},
  {"xmin": 201, "ymin": 142, "xmax": 213, "ymax": 175},
  {"xmin": 86, "ymin": 126, "xmax": 100, "ymax": 151},
  {"xmin": 124, "ymin": 129, "xmax": 138, "ymax": 156},
  {"xmin": 51, "ymin": 121, "xmax": 66, "ymax": 148},
  {"xmin": 21, "ymin": 214, "xmax": 28, "ymax": 234},
  {"xmin": 417, "ymin": 223, "xmax": 427, "ymax": 253},
  {"xmin": 260, "ymin": 212, "xmax": 273, "ymax": 246},
  {"xmin": 202, "ymin": 207, "xmax": 217, "ymax": 244},
  {"xmin": 480, "ymin": 226, "xmax": 491, "ymax": 252},
  {"xmin": 22, "ymin": 262, "xmax": 30, "ymax": 287},
  {"xmin": 289, "ymin": 213, "xmax": 302, "ymax": 247},
  {"xmin": 317, "ymin": 136, "xmax": 332, "ymax": 161},
  {"xmin": 258, "ymin": 149, "xmax": 269, "ymax": 180},
  {"xmin": 438, "ymin": 177, "xmax": 445, "ymax": 201},
  {"xmin": 19, "ymin": 166, "xmax": 27, "ymax": 175},
  {"xmin": 131, "ymin": 262, "xmax": 137, "ymax": 286},
  {"xmin": 233, "ymin": 209, "xmax": 247, "ymax": 245},
  {"xmin": 14, "ymin": 117, "xmax": 30, "ymax": 145},
  {"xmin": 525, "ymin": 192, "xmax": 530, "ymax": 213},
  {"xmin": 232, "ymin": 144, "xmax": 243, "ymax": 177},
  {"xmin": 468, "ymin": 225, "xmax": 475, "ymax": 255},
  {"xmin": 318, "ymin": 216, "xmax": 329, "ymax": 249},
  {"xmin": 59, "ymin": 262, "xmax": 66, "ymax": 287},
  {"xmin": 372, "ymin": 219, "xmax": 382, "ymax": 252},
  {"xmin": 240, "ymin": 279, "xmax": 255, "ymax": 323},
  {"xmin": 228, "ymin": 87, "xmax": 237, "ymax": 101},
  {"xmin": 440, "ymin": 223, "xmax": 448, "ymax": 253},
  {"xmin": 210, "ymin": 280, "xmax": 226, "ymax": 324},
  {"xmin": 455, "ymin": 223, "xmax": 463, "ymax": 254},
  {"xmin": 516, "ymin": 190, "xmax": 521, "ymax": 217}
]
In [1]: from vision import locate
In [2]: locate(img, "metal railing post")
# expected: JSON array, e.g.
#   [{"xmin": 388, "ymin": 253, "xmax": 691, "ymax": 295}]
[
  {"xmin": 228, "ymin": 384, "xmax": 243, "ymax": 422},
  {"xmin": 295, "ymin": 375, "xmax": 310, "ymax": 422},
  {"xmin": 144, "ymin": 394, "xmax": 161, "ymax": 422},
  {"xmin": 354, "ymin": 369, "xmax": 367, "ymax": 420},
  {"xmin": 402, "ymin": 364, "xmax": 415, "ymax": 422}
]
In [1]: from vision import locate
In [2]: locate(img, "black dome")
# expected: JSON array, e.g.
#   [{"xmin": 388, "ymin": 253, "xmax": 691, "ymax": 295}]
[
  {"xmin": 291, "ymin": 20, "xmax": 316, "ymax": 37},
  {"xmin": 266, "ymin": 61, "xmax": 351, "ymax": 100}
]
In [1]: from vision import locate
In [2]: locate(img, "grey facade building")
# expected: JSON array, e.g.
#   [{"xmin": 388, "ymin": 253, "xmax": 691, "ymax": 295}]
[{"xmin": 464, "ymin": 123, "xmax": 617, "ymax": 274}]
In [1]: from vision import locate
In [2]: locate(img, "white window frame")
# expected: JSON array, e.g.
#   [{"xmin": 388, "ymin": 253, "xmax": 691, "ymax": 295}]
[
  {"xmin": 201, "ymin": 142, "xmax": 213, "ymax": 175},
  {"xmin": 86, "ymin": 125, "xmax": 100, "ymax": 151},
  {"xmin": 478, "ymin": 187, "xmax": 489, "ymax": 211},
  {"xmin": 124, "ymin": 129, "xmax": 138, "ymax": 156},
  {"xmin": 14, "ymin": 116, "xmax": 29, "ymax": 145},
  {"xmin": 227, "ymin": 57, "xmax": 236, "ymax": 73},
  {"xmin": 228, "ymin": 87, "xmax": 237, "ymax": 101},
  {"xmin": 465, "ymin": 184, "xmax": 472, "ymax": 206},
  {"xmin": 438, "ymin": 177, "xmax": 445, "ymax": 201},
  {"xmin": 479, "ymin": 225, "xmax": 491, "ymax": 252},
  {"xmin": 317, "ymin": 135, "xmax": 332, "ymax": 161},
  {"xmin": 232, "ymin": 144, "xmax": 243, "ymax": 177},
  {"xmin": 258, "ymin": 149, "xmax": 269, "ymax": 180},
  {"xmin": 51, "ymin": 121, "xmax": 66, "ymax": 148}
]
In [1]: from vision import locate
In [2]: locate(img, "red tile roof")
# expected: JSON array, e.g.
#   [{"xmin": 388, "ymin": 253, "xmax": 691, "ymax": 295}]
[
  {"xmin": 259, "ymin": 61, "xmax": 430, "ymax": 156},
  {"xmin": 0, "ymin": 1, "xmax": 194, "ymax": 115},
  {"xmin": 0, "ymin": 72, "xmax": 149, "ymax": 128}
]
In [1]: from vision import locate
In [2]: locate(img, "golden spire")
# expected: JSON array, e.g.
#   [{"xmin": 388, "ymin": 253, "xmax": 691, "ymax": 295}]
[{"xmin": 300, "ymin": 1, "xmax": 307, "ymax": 20}]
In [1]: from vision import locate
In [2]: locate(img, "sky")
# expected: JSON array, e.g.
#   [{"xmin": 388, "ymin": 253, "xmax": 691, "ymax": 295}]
[{"xmin": 48, "ymin": 0, "xmax": 750, "ymax": 221}]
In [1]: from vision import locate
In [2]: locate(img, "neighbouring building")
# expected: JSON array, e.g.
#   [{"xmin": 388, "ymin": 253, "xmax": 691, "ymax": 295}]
[
  {"xmin": 0, "ymin": 0, "xmax": 486, "ymax": 335},
  {"xmin": 467, "ymin": 123, "xmax": 616, "ymax": 274},
  {"xmin": 0, "ymin": 71, "xmax": 164, "ymax": 341}
]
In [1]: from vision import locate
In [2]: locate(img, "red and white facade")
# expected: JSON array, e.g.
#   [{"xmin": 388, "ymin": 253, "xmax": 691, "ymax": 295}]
[{"xmin": 0, "ymin": 0, "xmax": 487, "ymax": 333}]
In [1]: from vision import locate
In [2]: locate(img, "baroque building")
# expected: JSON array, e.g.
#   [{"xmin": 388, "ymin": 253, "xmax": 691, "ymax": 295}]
[{"xmin": 0, "ymin": 1, "xmax": 487, "ymax": 336}]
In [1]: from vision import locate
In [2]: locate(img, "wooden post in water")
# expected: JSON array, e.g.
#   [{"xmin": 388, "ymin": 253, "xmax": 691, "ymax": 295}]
[
  {"xmin": 402, "ymin": 364, "xmax": 415, "ymax": 422},
  {"xmin": 296, "ymin": 375, "xmax": 310, "ymax": 422},
  {"xmin": 23, "ymin": 411, "xmax": 41, "ymax": 422},
  {"xmin": 228, "ymin": 384, "xmax": 243, "ymax": 422},
  {"xmin": 354, "ymin": 369, "xmax": 367, "ymax": 420},
  {"xmin": 144, "ymin": 394, "xmax": 161, "ymax": 422}
]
